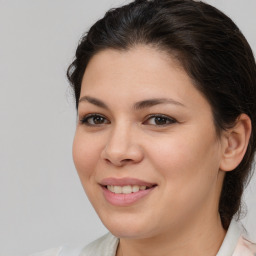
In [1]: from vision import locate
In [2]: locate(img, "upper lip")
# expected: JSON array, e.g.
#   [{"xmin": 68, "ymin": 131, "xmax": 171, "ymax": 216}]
[{"xmin": 100, "ymin": 177, "xmax": 157, "ymax": 187}]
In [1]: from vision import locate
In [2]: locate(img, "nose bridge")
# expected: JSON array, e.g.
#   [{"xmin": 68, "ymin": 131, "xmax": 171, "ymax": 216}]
[
  {"xmin": 107, "ymin": 119, "xmax": 134, "ymax": 156},
  {"xmin": 102, "ymin": 119, "xmax": 143, "ymax": 165},
  {"xmin": 109, "ymin": 120, "xmax": 131, "ymax": 149}
]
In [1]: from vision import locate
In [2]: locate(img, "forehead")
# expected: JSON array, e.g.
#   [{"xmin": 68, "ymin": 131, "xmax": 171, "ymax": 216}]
[
  {"xmin": 80, "ymin": 45, "xmax": 210, "ymax": 112},
  {"xmin": 86, "ymin": 45, "xmax": 182, "ymax": 71},
  {"xmin": 82, "ymin": 46, "xmax": 187, "ymax": 92}
]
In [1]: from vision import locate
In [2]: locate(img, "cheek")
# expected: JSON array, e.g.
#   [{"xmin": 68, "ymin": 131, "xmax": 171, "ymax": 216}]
[
  {"xmin": 72, "ymin": 131, "xmax": 102, "ymax": 181},
  {"xmin": 144, "ymin": 131, "xmax": 222, "ymax": 222},
  {"xmin": 147, "ymin": 128, "xmax": 221, "ymax": 187}
]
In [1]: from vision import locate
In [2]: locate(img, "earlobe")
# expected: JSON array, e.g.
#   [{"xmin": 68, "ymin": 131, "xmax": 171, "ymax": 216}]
[{"xmin": 220, "ymin": 114, "xmax": 252, "ymax": 172}]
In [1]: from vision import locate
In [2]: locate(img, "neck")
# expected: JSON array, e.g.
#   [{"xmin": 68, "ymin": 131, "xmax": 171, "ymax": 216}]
[{"xmin": 116, "ymin": 214, "xmax": 226, "ymax": 256}]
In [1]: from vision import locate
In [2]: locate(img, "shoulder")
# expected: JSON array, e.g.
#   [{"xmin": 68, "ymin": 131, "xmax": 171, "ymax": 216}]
[
  {"xmin": 80, "ymin": 233, "xmax": 119, "ymax": 256},
  {"xmin": 27, "ymin": 233, "xmax": 118, "ymax": 256},
  {"xmin": 28, "ymin": 247, "xmax": 63, "ymax": 256},
  {"xmin": 217, "ymin": 218, "xmax": 256, "ymax": 256},
  {"xmin": 233, "ymin": 236, "xmax": 256, "ymax": 256}
]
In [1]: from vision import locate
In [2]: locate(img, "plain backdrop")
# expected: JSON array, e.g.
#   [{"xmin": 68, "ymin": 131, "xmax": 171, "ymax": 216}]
[{"xmin": 0, "ymin": 1, "xmax": 255, "ymax": 255}]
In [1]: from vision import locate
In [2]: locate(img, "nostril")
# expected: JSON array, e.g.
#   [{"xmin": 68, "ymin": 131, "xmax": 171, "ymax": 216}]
[
  {"xmin": 122, "ymin": 159, "xmax": 132, "ymax": 162},
  {"xmin": 104, "ymin": 158, "xmax": 133, "ymax": 166},
  {"xmin": 105, "ymin": 159, "xmax": 112, "ymax": 164}
]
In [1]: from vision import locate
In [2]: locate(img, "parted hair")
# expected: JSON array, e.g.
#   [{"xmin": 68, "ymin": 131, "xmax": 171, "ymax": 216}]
[{"xmin": 67, "ymin": 0, "xmax": 256, "ymax": 229}]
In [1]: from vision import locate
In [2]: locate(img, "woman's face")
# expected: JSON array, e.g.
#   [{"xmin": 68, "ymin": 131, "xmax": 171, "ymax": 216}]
[{"xmin": 73, "ymin": 46, "xmax": 225, "ymax": 239}]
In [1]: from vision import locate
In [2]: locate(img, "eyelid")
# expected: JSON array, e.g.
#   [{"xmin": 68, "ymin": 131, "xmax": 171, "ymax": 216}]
[
  {"xmin": 143, "ymin": 114, "xmax": 177, "ymax": 126},
  {"xmin": 79, "ymin": 113, "xmax": 110, "ymax": 126},
  {"xmin": 79, "ymin": 113, "xmax": 177, "ymax": 127}
]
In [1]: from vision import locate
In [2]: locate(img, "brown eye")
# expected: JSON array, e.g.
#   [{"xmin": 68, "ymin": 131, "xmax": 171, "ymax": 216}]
[
  {"xmin": 92, "ymin": 116, "xmax": 105, "ymax": 124},
  {"xmin": 144, "ymin": 115, "xmax": 176, "ymax": 126},
  {"xmin": 80, "ymin": 114, "xmax": 110, "ymax": 126},
  {"xmin": 154, "ymin": 116, "xmax": 169, "ymax": 125}
]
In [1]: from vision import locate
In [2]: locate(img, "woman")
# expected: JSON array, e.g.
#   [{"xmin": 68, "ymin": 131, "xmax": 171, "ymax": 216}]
[{"xmin": 34, "ymin": 0, "xmax": 256, "ymax": 255}]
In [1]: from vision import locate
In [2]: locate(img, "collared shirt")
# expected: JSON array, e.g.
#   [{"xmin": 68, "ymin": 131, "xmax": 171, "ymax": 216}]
[{"xmin": 30, "ymin": 219, "xmax": 256, "ymax": 256}]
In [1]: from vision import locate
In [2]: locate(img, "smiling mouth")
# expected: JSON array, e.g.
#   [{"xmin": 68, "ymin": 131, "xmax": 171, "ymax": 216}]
[
  {"xmin": 101, "ymin": 178, "xmax": 157, "ymax": 206},
  {"xmin": 105, "ymin": 184, "xmax": 156, "ymax": 194}
]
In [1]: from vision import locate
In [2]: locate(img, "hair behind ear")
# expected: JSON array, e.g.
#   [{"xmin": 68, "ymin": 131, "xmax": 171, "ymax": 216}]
[{"xmin": 219, "ymin": 113, "xmax": 253, "ymax": 229}]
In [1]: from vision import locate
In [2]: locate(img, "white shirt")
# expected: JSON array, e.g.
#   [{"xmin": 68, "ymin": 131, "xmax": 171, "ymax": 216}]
[{"xmin": 30, "ymin": 219, "xmax": 256, "ymax": 256}]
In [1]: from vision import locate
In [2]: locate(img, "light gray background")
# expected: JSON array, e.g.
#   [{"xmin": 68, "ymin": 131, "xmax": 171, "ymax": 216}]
[{"xmin": 0, "ymin": 1, "xmax": 255, "ymax": 256}]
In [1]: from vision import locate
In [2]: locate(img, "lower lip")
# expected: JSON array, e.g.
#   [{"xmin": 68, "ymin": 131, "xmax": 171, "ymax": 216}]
[{"xmin": 102, "ymin": 186, "xmax": 156, "ymax": 206}]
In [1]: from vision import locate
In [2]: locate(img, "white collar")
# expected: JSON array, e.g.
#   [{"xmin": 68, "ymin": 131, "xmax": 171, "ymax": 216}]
[{"xmin": 216, "ymin": 218, "xmax": 244, "ymax": 256}]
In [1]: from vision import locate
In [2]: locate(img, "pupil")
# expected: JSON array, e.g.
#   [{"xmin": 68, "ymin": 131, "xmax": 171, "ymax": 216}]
[
  {"xmin": 94, "ymin": 116, "xmax": 104, "ymax": 124},
  {"xmin": 155, "ymin": 117, "xmax": 166, "ymax": 125}
]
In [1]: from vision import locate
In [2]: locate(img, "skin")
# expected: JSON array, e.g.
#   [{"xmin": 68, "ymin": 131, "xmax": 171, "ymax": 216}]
[{"xmin": 73, "ymin": 45, "xmax": 250, "ymax": 256}]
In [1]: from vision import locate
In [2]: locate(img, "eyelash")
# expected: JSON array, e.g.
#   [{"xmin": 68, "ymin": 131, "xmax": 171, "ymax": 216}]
[
  {"xmin": 143, "ymin": 114, "xmax": 177, "ymax": 126},
  {"xmin": 80, "ymin": 114, "xmax": 110, "ymax": 126},
  {"xmin": 79, "ymin": 113, "xmax": 177, "ymax": 127}
]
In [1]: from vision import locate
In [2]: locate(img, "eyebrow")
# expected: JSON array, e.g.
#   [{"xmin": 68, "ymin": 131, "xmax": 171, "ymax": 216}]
[
  {"xmin": 133, "ymin": 98, "xmax": 185, "ymax": 110},
  {"xmin": 79, "ymin": 96, "xmax": 109, "ymax": 109},
  {"xmin": 78, "ymin": 96, "xmax": 185, "ymax": 110}
]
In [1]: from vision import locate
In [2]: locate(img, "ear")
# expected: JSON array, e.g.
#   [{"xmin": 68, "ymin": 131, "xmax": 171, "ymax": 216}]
[{"xmin": 220, "ymin": 114, "xmax": 252, "ymax": 172}]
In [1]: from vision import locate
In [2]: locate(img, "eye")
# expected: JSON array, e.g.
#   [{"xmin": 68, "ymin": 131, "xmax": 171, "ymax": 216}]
[
  {"xmin": 143, "ymin": 114, "xmax": 177, "ymax": 126},
  {"xmin": 80, "ymin": 114, "xmax": 110, "ymax": 126}
]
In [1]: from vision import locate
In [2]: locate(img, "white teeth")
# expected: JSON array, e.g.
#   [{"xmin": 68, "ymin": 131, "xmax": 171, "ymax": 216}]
[
  {"xmin": 122, "ymin": 185, "xmax": 132, "ymax": 194},
  {"xmin": 107, "ymin": 185, "xmax": 113, "ymax": 192},
  {"xmin": 106, "ymin": 185, "xmax": 148, "ymax": 194},
  {"xmin": 132, "ymin": 185, "xmax": 139, "ymax": 193},
  {"xmin": 114, "ymin": 185, "xmax": 122, "ymax": 194}
]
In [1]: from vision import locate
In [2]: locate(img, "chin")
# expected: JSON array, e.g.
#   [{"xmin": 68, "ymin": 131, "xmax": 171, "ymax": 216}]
[{"xmin": 99, "ymin": 211, "xmax": 157, "ymax": 239}]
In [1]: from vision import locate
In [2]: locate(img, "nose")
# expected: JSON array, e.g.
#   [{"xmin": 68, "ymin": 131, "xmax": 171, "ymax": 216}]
[{"xmin": 101, "ymin": 124, "xmax": 144, "ymax": 167}]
